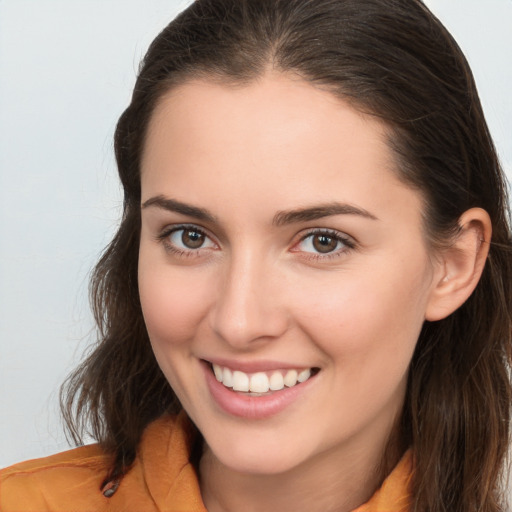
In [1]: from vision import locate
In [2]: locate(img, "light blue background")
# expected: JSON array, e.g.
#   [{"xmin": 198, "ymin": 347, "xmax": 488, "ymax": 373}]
[{"xmin": 1, "ymin": 0, "xmax": 511, "ymax": 477}]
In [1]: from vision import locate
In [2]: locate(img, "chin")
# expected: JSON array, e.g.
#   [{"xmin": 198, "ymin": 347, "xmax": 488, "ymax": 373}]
[
  {"xmin": 215, "ymin": 450, "xmax": 301, "ymax": 476},
  {"xmin": 203, "ymin": 429, "xmax": 316, "ymax": 476}
]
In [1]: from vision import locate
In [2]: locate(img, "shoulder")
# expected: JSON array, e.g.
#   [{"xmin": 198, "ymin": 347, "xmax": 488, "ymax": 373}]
[
  {"xmin": 1, "ymin": 444, "xmax": 107, "ymax": 476},
  {"xmin": 0, "ymin": 444, "xmax": 110, "ymax": 512},
  {"xmin": 0, "ymin": 414, "xmax": 205, "ymax": 512}
]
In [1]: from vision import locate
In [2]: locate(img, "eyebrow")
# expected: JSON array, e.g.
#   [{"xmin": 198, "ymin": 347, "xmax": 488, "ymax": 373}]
[
  {"xmin": 141, "ymin": 195, "xmax": 217, "ymax": 223},
  {"xmin": 141, "ymin": 195, "xmax": 377, "ymax": 225},
  {"xmin": 272, "ymin": 202, "xmax": 378, "ymax": 226}
]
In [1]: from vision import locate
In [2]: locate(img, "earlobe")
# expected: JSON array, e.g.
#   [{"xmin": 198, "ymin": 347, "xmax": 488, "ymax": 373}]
[{"xmin": 425, "ymin": 208, "xmax": 492, "ymax": 322}]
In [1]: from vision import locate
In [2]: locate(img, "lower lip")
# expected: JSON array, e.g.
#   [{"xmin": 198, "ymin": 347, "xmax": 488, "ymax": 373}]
[{"xmin": 202, "ymin": 362, "xmax": 317, "ymax": 420}]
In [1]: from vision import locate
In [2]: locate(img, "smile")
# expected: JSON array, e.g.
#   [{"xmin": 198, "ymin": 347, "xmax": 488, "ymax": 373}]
[
  {"xmin": 202, "ymin": 360, "xmax": 320, "ymax": 418},
  {"xmin": 211, "ymin": 363, "xmax": 317, "ymax": 394}
]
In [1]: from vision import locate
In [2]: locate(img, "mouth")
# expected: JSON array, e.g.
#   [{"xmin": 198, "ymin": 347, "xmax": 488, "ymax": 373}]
[{"xmin": 206, "ymin": 362, "xmax": 320, "ymax": 396}]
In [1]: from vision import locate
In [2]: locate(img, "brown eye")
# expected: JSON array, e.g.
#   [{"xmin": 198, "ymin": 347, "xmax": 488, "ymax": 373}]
[
  {"xmin": 312, "ymin": 234, "xmax": 339, "ymax": 253},
  {"xmin": 182, "ymin": 229, "xmax": 205, "ymax": 249},
  {"xmin": 163, "ymin": 226, "xmax": 216, "ymax": 253},
  {"xmin": 294, "ymin": 230, "xmax": 353, "ymax": 257}
]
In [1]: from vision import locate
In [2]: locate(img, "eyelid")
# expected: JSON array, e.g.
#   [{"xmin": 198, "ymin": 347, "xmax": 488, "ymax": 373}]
[
  {"xmin": 154, "ymin": 223, "xmax": 356, "ymax": 261},
  {"xmin": 156, "ymin": 223, "xmax": 219, "ymax": 255},
  {"xmin": 290, "ymin": 228, "xmax": 356, "ymax": 258},
  {"xmin": 157, "ymin": 223, "xmax": 208, "ymax": 239}
]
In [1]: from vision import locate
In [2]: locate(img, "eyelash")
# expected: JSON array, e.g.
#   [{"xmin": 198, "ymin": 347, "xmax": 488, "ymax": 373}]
[
  {"xmin": 156, "ymin": 225, "xmax": 356, "ymax": 261},
  {"xmin": 292, "ymin": 229, "xmax": 356, "ymax": 261},
  {"xmin": 156, "ymin": 224, "xmax": 216, "ymax": 259}
]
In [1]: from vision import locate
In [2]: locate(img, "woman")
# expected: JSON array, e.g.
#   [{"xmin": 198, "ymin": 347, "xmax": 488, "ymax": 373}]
[{"xmin": 2, "ymin": 0, "xmax": 511, "ymax": 511}]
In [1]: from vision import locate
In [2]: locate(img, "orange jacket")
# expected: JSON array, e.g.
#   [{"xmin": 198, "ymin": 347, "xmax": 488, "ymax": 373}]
[{"xmin": 1, "ymin": 414, "xmax": 412, "ymax": 511}]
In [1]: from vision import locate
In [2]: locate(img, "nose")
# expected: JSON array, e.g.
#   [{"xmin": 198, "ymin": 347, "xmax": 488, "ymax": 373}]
[{"xmin": 208, "ymin": 249, "xmax": 289, "ymax": 349}]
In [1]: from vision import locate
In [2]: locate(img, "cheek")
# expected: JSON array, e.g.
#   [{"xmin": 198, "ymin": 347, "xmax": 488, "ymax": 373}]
[
  {"xmin": 138, "ymin": 255, "xmax": 214, "ymax": 346},
  {"xmin": 291, "ymin": 260, "xmax": 431, "ymax": 367}
]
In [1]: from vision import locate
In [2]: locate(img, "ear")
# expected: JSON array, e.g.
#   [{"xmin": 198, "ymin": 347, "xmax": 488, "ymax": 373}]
[{"xmin": 425, "ymin": 208, "xmax": 492, "ymax": 322}]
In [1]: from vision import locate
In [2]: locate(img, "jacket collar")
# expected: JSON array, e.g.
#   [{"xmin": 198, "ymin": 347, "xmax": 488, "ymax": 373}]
[
  {"xmin": 138, "ymin": 412, "xmax": 412, "ymax": 512},
  {"xmin": 139, "ymin": 412, "xmax": 207, "ymax": 511}
]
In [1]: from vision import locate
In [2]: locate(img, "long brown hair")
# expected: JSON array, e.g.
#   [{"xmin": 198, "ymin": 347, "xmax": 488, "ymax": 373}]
[{"xmin": 61, "ymin": 0, "xmax": 512, "ymax": 510}]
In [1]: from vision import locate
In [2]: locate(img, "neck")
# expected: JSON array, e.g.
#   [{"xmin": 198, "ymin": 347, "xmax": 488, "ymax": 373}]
[{"xmin": 199, "ymin": 436, "xmax": 403, "ymax": 512}]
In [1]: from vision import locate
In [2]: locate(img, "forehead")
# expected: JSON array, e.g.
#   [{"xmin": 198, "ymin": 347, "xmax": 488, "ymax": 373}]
[
  {"xmin": 140, "ymin": 73, "xmax": 423, "ymax": 229},
  {"xmin": 144, "ymin": 74, "xmax": 387, "ymax": 153}
]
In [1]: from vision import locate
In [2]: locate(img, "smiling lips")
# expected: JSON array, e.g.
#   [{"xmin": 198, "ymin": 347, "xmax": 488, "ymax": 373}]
[
  {"xmin": 204, "ymin": 362, "xmax": 319, "ymax": 419},
  {"xmin": 212, "ymin": 363, "xmax": 313, "ymax": 394}
]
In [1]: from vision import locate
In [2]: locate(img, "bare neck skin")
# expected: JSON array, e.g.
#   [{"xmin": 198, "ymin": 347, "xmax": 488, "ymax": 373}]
[{"xmin": 199, "ymin": 426, "xmax": 401, "ymax": 512}]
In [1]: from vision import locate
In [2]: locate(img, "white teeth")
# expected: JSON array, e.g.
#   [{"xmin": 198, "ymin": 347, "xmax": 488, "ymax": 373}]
[
  {"xmin": 213, "ymin": 363, "xmax": 223, "ymax": 382},
  {"xmin": 297, "ymin": 368, "xmax": 311, "ymax": 383},
  {"xmin": 222, "ymin": 367, "xmax": 233, "ymax": 387},
  {"xmin": 232, "ymin": 370, "xmax": 250, "ymax": 392},
  {"xmin": 283, "ymin": 369, "xmax": 298, "ymax": 387},
  {"xmin": 269, "ymin": 372, "xmax": 285, "ymax": 391},
  {"xmin": 249, "ymin": 372, "xmax": 270, "ymax": 393},
  {"xmin": 212, "ymin": 364, "xmax": 315, "ymax": 393}
]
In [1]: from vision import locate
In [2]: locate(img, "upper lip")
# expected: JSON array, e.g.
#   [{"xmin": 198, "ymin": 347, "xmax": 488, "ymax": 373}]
[{"xmin": 202, "ymin": 357, "xmax": 315, "ymax": 373}]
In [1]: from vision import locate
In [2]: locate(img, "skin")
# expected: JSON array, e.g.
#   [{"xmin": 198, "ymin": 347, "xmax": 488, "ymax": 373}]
[{"xmin": 137, "ymin": 73, "xmax": 489, "ymax": 512}]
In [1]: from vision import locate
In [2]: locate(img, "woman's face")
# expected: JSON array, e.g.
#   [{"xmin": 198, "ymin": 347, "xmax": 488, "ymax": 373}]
[{"xmin": 138, "ymin": 74, "xmax": 442, "ymax": 476}]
